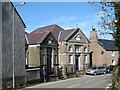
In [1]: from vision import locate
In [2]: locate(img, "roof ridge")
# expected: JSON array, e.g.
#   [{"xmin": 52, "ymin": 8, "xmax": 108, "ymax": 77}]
[
  {"xmin": 30, "ymin": 24, "xmax": 55, "ymax": 33},
  {"xmin": 31, "ymin": 24, "xmax": 65, "ymax": 33},
  {"xmin": 30, "ymin": 31, "xmax": 46, "ymax": 35},
  {"xmin": 51, "ymin": 24, "xmax": 56, "ymax": 31},
  {"xmin": 38, "ymin": 24, "xmax": 55, "ymax": 29},
  {"xmin": 65, "ymin": 28, "xmax": 76, "ymax": 30}
]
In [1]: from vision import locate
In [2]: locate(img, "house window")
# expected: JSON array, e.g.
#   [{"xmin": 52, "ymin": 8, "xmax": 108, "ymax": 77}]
[
  {"xmin": 76, "ymin": 34, "xmax": 81, "ymax": 40},
  {"xmin": 84, "ymin": 46, "xmax": 87, "ymax": 52},
  {"xmin": 68, "ymin": 46, "xmax": 73, "ymax": 52},
  {"xmin": 84, "ymin": 55, "xmax": 87, "ymax": 63},
  {"xmin": 48, "ymin": 36, "xmax": 53, "ymax": 44},
  {"xmin": 69, "ymin": 55, "xmax": 73, "ymax": 64},
  {"xmin": 76, "ymin": 46, "xmax": 80, "ymax": 52},
  {"xmin": 112, "ymin": 51, "xmax": 115, "ymax": 56},
  {"xmin": 48, "ymin": 40, "xmax": 52, "ymax": 44},
  {"xmin": 112, "ymin": 59, "xmax": 115, "ymax": 65}
]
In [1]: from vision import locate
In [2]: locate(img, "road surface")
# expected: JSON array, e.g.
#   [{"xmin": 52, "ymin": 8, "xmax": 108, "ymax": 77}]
[{"xmin": 23, "ymin": 74, "xmax": 112, "ymax": 89}]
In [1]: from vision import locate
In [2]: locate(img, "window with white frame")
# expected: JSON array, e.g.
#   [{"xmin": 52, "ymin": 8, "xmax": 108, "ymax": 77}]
[
  {"xmin": 48, "ymin": 36, "xmax": 53, "ymax": 44},
  {"xmin": 84, "ymin": 55, "xmax": 87, "ymax": 63},
  {"xmin": 76, "ymin": 46, "xmax": 80, "ymax": 52},
  {"xmin": 84, "ymin": 46, "xmax": 87, "ymax": 52},
  {"xmin": 112, "ymin": 59, "xmax": 115, "ymax": 65},
  {"xmin": 112, "ymin": 51, "xmax": 115, "ymax": 56},
  {"xmin": 68, "ymin": 46, "xmax": 73, "ymax": 52},
  {"xmin": 76, "ymin": 34, "xmax": 81, "ymax": 40},
  {"xmin": 69, "ymin": 55, "xmax": 73, "ymax": 64}
]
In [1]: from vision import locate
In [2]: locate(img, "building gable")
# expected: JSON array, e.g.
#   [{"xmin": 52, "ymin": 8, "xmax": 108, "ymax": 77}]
[
  {"xmin": 40, "ymin": 32, "xmax": 58, "ymax": 47},
  {"xmin": 67, "ymin": 28, "xmax": 89, "ymax": 43}
]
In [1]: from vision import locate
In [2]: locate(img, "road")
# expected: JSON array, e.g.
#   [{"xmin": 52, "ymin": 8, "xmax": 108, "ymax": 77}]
[{"xmin": 24, "ymin": 74, "xmax": 112, "ymax": 89}]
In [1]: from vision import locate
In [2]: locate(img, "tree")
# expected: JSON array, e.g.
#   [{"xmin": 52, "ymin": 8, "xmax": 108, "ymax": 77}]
[
  {"xmin": 114, "ymin": 2, "xmax": 120, "ymax": 54},
  {"xmin": 94, "ymin": 1, "xmax": 120, "ymax": 89},
  {"xmin": 101, "ymin": 2, "xmax": 120, "ymax": 64},
  {"xmin": 92, "ymin": 1, "xmax": 120, "ymax": 64}
]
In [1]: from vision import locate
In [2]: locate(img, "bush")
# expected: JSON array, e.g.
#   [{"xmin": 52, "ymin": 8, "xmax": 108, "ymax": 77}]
[{"xmin": 112, "ymin": 65, "xmax": 120, "ymax": 90}]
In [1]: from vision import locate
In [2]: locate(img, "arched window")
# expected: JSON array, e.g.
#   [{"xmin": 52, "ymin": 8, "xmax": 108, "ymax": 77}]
[
  {"xmin": 75, "ymin": 46, "xmax": 80, "ymax": 52},
  {"xmin": 112, "ymin": 60, "xmax": 115, "ymax": 65},
  {"xmin": 84, "ymin": 55, "xmax": 87, "ymax": 63},
  {"xmin": 68, "ymin": 46, "xmax": 73, "ymax": 52},
  {"xmin": 69, "ymin": 55, "xmax": 73, "ymax": 64},
  {"xmin": 84, "ymin": 46, "xmax": 87, "ymax": 52},
  {"xmin": 75, "ymin": 34, "xmax": 81, "ymax": 40},
  {"xmin": 112, "ymin": 51, "xmax": 115, "ymax": 56}
]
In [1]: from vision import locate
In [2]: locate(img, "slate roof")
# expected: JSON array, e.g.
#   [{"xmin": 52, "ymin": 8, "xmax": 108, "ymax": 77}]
[
  {"xmin": 29, "ymin": 24, "xmax": 89, "ymax": 44},
  {"xmin": 98, "ymin": 39, "xmax": 118, "ymax": 51},
  {"xmin": 31, "ymin": 24, "xmax": 56, "ymax": 32},
  {"xmin": 31, "ymin": 24, "xmax": 64, "ymax": 40},
  {"xmin": 58, "ymin": 28, "xmax": 76, "ymax": 41},
  {"xmin": 26, "ymin": 32, "xmax": 49, "ymax": 44}
]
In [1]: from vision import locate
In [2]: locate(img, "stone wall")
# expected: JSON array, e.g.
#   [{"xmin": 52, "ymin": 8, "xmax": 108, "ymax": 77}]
[
  {"xmin": 0, "ymin": 2, "xmax": 26, "ymax": 89},
  {"xmin": 26, "ymin": 68, "xmax": 40, "ymax": 83},
  {"xmin": 0, "ymin": 1, "xmax": 2, "ymax": 89}
]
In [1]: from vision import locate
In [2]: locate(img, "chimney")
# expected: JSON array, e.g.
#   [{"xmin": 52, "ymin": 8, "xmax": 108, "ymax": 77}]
[{"xmin": 89, "ymin": 28, "xmax": 98, "ymax": 42}]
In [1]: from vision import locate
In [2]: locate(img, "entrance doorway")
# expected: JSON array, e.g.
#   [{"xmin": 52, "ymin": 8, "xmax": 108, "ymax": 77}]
[
  {"xmin": 75, "ymin": 55, "xmax": 80, "ymax": 70},
  {"xmin": 90, "ymin": 52, "xmax": 93, "ymax": 67},
  {"xmin": 47, "ymin": 47, "xmax": 52, "ymax": 75}
]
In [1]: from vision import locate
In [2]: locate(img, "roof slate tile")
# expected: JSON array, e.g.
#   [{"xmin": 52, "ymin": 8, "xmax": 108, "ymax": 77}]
[{"xmin": 98, "ymin": 39, "xmax": 118, "ymax": 51}]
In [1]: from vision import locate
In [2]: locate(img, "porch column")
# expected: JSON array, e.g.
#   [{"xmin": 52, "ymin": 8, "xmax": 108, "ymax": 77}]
[
  {"xmin": 44, "ymin": 47, "xmax": 47, "ymax": 65},
  {"xmin": 87, "ymin": 53, "xmax": 90, "ymax": 68},
  {"xmin": 73, "ymin": 53, "xmax": 75, "ymax": 73},
  {"xmin": 56, "ymin": 48, "xmax": 59, "ymax": 65},
  {"xmin": 51, "ymin": 48, "xmax": 54, "ymax": 68},
  {"xmin": 81, "ymin": 54, "xmax": 85, "ymax": 70},
  {"xmin": 54, "ymin": 47, "xmax": 59, "ymax": 80}
]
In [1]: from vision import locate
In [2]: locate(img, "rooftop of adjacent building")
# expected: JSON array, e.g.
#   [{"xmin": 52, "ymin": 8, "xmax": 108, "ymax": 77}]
[{"xmin": 90, "ymin": 28, "xmax": 118, "ymax": 51}]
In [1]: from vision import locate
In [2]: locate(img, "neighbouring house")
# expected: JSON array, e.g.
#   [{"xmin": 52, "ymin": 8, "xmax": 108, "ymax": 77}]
[
  {"xmin": 58, "ymin": 28, "xmax": 90, "ymax": 72},
  {"xmin": 89, "ymin": 28, "xmax": 119, "ymax": 66},
  {"xmin": 29, "ymin": 24, "xmax": 90, "ymax": 78},
  {"xmin": 0, "ymin": 1, "xmax": 26, "ymax": 89},
  {"xmin": 26, "ymin": 31, "xmax": 59, "ymax": 82}
]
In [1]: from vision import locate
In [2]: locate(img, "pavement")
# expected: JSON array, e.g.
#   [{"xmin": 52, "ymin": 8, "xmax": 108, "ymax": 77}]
[{"xmin": 20, "ymin": 74, "xmax": 113, "ymax": 89}]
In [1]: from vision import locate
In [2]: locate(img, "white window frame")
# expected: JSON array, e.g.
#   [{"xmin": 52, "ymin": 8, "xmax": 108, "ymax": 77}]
[
  {"xmin": 69, "ymin": 55, "xmax": 73, "ymax": 64},
  {"xmin": 84, "ymin": 55, "xmax": 87, "ymax": 63},
  {"xmin": 112, "ymin": 51, "xmax": 115, "ymax": 56},
  {"xmin": 76, "ymin": 34, "xmax": 81, "ymax": 40},
  {"xmin": 68, "ymin": 46, "xmax": 73, "ymax": 52},
  {"xmin": 76, "ymin": 46, "xmax": 80, "ymax": 52},
  {"xmin": 112, "ymin": 59, "xmax": 115, "ymax": 65},
  {"xmin": 84, "ymin": 46, "xmax": 87, "ymax": 52}
]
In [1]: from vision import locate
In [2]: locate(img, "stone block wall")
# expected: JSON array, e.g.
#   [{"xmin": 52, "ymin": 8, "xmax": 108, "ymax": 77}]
[{"xmin": 0, "ymin": 1, "xmax": 26, "ymax": 89}]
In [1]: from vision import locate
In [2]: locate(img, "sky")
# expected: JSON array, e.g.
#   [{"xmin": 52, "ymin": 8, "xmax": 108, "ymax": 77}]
[{"xmin": 13, "ymin": 2, "xmax": 113, "ymax": 39}]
